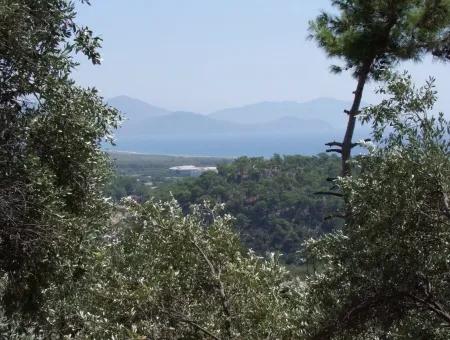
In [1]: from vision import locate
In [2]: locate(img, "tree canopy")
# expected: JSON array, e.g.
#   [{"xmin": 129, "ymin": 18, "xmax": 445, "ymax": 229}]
[
  {"xmin": 0, "ymin": 0, "xmax": 119, "ymax": 317},
  {"xmin": 36, "ymin": 200, "xmax": 304, "ymax": 339},
  {"xmin": 310, "ymin": 0, "xmax": 450, "ymax": 176},
  {"xmin": 301, "ymin": 72, "xmax": 450, "ymax": 339},
  {"xmin": 155, "ymin": 154, "xmax": 342, "ymax": 264},
  {"xmin": 310, "ymin": 0, "xmax": 450, "ymax": 77}
]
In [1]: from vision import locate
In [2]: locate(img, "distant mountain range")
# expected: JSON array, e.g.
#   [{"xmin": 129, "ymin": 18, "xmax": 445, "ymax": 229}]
[
  {"xmin": 107, "ymin": 95, "xmax": 371, "ymax": 157},
  {"xmin": 210, "ymin": 98, "xmax": 350, "ymax": 127}
]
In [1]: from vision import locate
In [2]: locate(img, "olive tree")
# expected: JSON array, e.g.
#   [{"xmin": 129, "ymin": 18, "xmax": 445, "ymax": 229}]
[
  {"xmin": 42, "ymin": 200, "xmax": 304, "ymax": 339},
  {"xmin": 302, "ymin": 72, "xmax": 450, "ymax": 339},
  {"xmin": 0, "ymin": 0, "xmax": 120, "ymax": 318}
]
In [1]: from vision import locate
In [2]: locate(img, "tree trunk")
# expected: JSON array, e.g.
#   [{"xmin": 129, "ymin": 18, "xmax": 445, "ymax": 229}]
[{"xmin": 341, "ymin": 62, "xmax": 372, "ymax": 177}]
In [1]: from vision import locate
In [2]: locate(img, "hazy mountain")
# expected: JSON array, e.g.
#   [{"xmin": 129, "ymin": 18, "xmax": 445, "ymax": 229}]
[
  {"xmin": 108, "ymin": 95, "xmax": 170, "ymax": 119},
  {"xmin": 115, "ymin": 111, "xmax": 335, "ymax": 137},
  {"xmin": 108, "ymin": 96, "xmax": 370, "ymax": 157},
  {"xmin": 209, "ymin": 98, "xmax": 352, "ymax": 127},
  {"xmin": 256, "ymin": 116, "xmax": 334, "ymax": 134},
  {"xmin": 109, "ymin": 95, "xmax": 172, "ymax": 136},
  {"xmin": 127, "ymin": 111, "xmax": 243, "ymax": 135}
]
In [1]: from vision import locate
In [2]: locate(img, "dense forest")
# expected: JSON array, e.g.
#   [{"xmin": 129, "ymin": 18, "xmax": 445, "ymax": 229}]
[
  {"xmin": 107, "ymin": 154, "xmax": 343, "ymax": 263},
  {"xmin": 1, "ymin": 0, "xmax": 449, "ymax": 339},
  {"xmin": 154, "ymin": 154, "xmax": 342, "ymax": 263}
]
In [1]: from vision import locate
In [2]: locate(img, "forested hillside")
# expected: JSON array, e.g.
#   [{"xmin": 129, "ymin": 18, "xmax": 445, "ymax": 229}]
[{"xmin": 155, "ymin": 154, "xmax": 342, "ymax": 263}]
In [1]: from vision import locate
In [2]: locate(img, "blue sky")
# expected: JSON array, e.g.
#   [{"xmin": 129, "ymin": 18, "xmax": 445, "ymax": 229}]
[{"xmin": 73, "ymin": 0, "xmax": 450, "ymax": 114}]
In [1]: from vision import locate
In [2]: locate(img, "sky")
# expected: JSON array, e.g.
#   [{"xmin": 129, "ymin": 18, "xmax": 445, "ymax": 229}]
[{"xmin": 73, "ymin": 0, "xmax": 450, "ymax": 114}]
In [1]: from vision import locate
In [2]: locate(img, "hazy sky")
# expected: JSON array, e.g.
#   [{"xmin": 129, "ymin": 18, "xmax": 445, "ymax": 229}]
[{"xmin": 73, "ymin": 0, "xmax": 450, "ymax": 114}]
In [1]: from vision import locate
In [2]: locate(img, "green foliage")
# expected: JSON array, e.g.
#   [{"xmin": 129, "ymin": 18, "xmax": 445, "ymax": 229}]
[
  {"xmin": 3, "ymin": 1, "xmax": 449, "ymax": 338},
  {"xmin": 0, "ymin": 1, "xmax": 306, "ymax": 337},
  {"xmin": 309, "ymin": 0, "xmax": 450, "ymax": 184},
  {"xmin": 309, "ymin": 0, "xmax": 450, "ymax": 78},
  {"xmin": 301, "ymin": 73, "xmax": 450, "ymax": 339},
  {"xmin": 106, "ymin": 175, "xmax": 152, "ymax": 202},
  {"xmin": 157, "ymin": 154, "xmax": 342, "ymax": 264},
  {"xmin": 38, "ymin": 200, "xmax": 304, "ymax": 339},
  {"xmin": 0, "ymin": 0, "xmax": 119, "ymax": 319}
]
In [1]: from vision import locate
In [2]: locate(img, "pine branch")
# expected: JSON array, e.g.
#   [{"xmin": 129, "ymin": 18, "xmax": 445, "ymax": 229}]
[
  {"xmin": 314, "ymin": 191, "xmax": 343, "ymax": 197},
  {"xmin": 326, "ymin": 148, "xmax": 343, "ymax": 154}
]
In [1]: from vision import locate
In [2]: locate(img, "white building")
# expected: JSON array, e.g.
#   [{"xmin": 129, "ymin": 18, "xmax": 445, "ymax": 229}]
[{"xmin": 169, "ymin": 165, "xmax": 218, "ymax": 177}]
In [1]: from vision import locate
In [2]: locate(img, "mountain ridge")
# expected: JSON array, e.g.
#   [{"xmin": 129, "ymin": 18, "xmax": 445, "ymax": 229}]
[
  {"xmin": 107, "ymin": 95, "xmax": 370, "ymax": 156},
  {"xmin": 209, "ymin": 98, "xmax": 352, "ymax": 127},
  {"xmin": 108, "ymin": 95, "xmax": 171, "ymax": 119}
]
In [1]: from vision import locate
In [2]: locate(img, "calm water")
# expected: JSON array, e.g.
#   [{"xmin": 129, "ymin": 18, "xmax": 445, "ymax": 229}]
[{"xmin": 112, "ymin": 131, "xmax": 369, "ymax": 157}]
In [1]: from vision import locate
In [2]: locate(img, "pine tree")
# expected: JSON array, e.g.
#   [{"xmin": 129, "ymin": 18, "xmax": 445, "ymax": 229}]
[{"xmin": 309, "ymin": 0, "xmax": 450, "ymax": 176}]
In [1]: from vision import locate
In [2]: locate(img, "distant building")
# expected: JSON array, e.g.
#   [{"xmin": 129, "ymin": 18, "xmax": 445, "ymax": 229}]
[{"xmin": 169, "ymin": 165, "xmax": 218, "ymax": 177}]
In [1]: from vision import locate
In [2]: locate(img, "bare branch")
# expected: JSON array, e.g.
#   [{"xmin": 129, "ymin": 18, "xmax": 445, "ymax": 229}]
[
  {"xmin": 326, "ymin": 149, "xmax": 342, "ymax": 154},
  {"xmin": 161, "ymin": 309, "xmax": 221, "ymax": 340},
  {"xmin": 191, "ymin": 239, "xmax": 232, "ymax": 338},
  {"xmin": 324, "ymin": 214, "xmax": 346, "ymax": 221},
  {"xmin": 442, "ymin": 192, "xmax": 450, "ymax": 218},
  {"xmin": 407, "ymin": 294, "xmax": 450, "ymax": 325},
  {"xmin": 314, "ymin": 191, "xmax": 343, "ymax": 198},
  {"xmin": 325, "ymin": 141, "xmax": 343, "ymax": 148},
  {"xmin": 192, "ymin": 239, "xmax": 217, "ymax": 277}
]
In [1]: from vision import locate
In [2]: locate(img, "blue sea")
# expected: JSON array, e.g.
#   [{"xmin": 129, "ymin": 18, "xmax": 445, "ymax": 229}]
[{"xmin": 110, "ymin": 132, "xmax": 369, "ymax": 158}]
